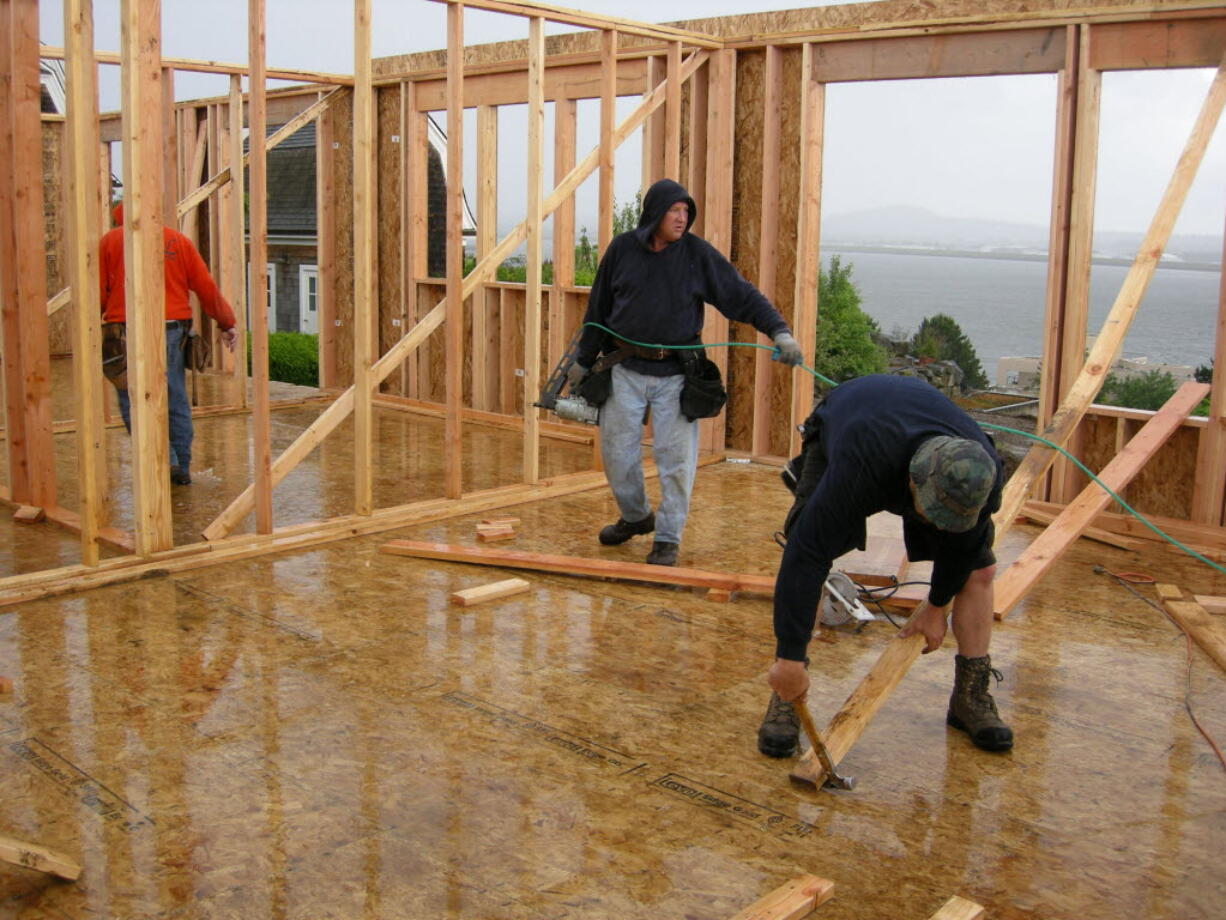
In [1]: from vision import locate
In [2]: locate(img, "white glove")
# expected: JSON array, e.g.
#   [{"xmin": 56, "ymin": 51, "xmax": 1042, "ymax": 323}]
[
  {"xmin": 772, "ymin": 332, "xmax": 803, "ymax": 367},
  {"xmin": 565, "ymin": 363, "xmax": 588, "ymax": 391}
]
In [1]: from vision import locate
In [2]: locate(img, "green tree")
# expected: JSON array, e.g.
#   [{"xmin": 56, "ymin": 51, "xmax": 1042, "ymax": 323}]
[
  {"xmin": 574, "ymin": 227, "xmax": 598, "ymax": 285},
  {"xmin": 811, "ymin": 256, "xmax": 887, "ymax": 383},
  {"xmin": 1098, "ymin": 369, "xmax": 1178, "ymax": 411},
  {"xmin": 613, "ymin": 191, "xmax": 641, "ymax": 236},
  {"xmin": 911, "ymin": 313, "xmax": 988, "ymax": 390},
  {"xmin": 1195, "ymin": 361, "xmax": 1214, "ymax": 384}
]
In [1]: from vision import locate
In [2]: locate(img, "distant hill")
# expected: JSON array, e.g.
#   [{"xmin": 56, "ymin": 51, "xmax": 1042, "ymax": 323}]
[{"xmin": 822, "ymin": 205, "xmax": 1222, "ymax": 265}]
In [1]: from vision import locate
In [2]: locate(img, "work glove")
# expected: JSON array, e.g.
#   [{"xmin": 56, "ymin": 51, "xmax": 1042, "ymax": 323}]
[
  {"xmin": 772, "ymin": 331, "xmax": 803, "ymax": 367},
  {"xmin": 565, "ymin": 363, "xmax": 589, "ymax": 391}
]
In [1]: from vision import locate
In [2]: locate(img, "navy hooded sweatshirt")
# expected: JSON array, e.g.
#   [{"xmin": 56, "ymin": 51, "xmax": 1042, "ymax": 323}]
[{"xmin": 575, "ymin": 178, "xmax": 791, "ymax": 375}]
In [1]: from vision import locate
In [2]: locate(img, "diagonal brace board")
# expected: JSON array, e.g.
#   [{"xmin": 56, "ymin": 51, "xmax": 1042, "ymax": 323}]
[
  {"xmin": 0, "ymin": 833, "xmax": 81, "ymax": 880},
  {"xmin": 202, "ymin": 49, "xmax": 708, "ymax": 541},
  {"xmin": 1163, "ymin": 597, "xmax": 1226, "ymax": 674},
  {"xmin": 994, "ymin": 381, "xmax": 1209, "ymax": 617},
  {"xmin": 993, "ymin": 50, "xmax": 1226, "ymax": 542}
]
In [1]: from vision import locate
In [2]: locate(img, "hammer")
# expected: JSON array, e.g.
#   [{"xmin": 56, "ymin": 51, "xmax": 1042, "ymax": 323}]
[{"xmin": 792, "ymin": 699, "xmax": 856, "ymax": 791}]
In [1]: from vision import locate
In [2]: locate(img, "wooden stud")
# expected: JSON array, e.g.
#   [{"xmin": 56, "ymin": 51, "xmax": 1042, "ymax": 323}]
[
  {"xmin": 549, "ymin": 96, "xmax": 576, "ymax": 375},
  {"xmin": 664, "ymin": 40, "xmax": 682, "ymax": 179},
  {"xmin": 0, "ymin": 0, "xmax": 57, "ymax": 510},
  {"xmin": 641, "ymin": 54, "xmax": 665, "ymax": 191},
  {"xmin": 227, "ymin": 76, "xmax": 249, "ymax": 407},
  {"xmin": 791, "ymin": 634, "xmax": 926, "ymax": 786},
  {"xmin": 1191, "ymin": 193, "xmax": 1226, "ymax": 526},
  {"xmin": 728, "ymin": 875, "xmax": 835, "ymax": 920},
  {"xmin": 450, "ymin": 577, "xmax": 531, "ymax": 607},
  {"xmin": 1164, "ymin": 598, "xmax": 1226, "ymax": 675},
  {"xmin": 994, "ymin": 50, "xmax": 1226, "ymax": 542},
  {"xmin": 993, "ymin": 382, "xmax": 1209, "ymax": 617},
  {"xmin": 474, "ymin": 103, "xmax": 498, "ymax": 410},
  {"xmin": 63, "ymin": 0, "xmax": 106, "ymax": 566},
  {"xmin": 247, "ymin": 0, "xmax": 273, "ymax": 533},
  {"xmin": 790, "ymin": 44, "xmax": 822, "ymax": 457},
  {"xmin": 444, "ymin": 0, "xmax": 465, "ymax": 500},
  {"xmin": 120, "ymin": 0, "xmax": 173, "ymax": 554},
  {"xmin": 0, "ymin": 675, "xmax": 11, "ymax": 693},
  {"xmin": 317, "ymin": 88, "xmax": 338, "ymax": 388},
  {"xmin": 927, "ymin": 895, "xmax": 985, "ymax": 920},
  {"xmin": 752, "ymin": 45, "xmax": 782, "ymax": 458},
  {"xmin": 598, "ymin": 28, "xmax": 616, "ymax": 256},
  {"xmin": 524, "ymin": 15, "xmax": 545, "ymax": 484},
  {"xmin": 161, "ymin": 66, "xmax": 177, "ymax": 224},
  {"xmin": 353, "ymin": 0, "xmax": 375, "ymax": 516},
  {"xmin": 13, "ymin": 505, "xmax": 45, "ymax": 524},
  {"xmin": 0, "ymin": 833, "xmax": 81, "ymax": 882},
  {"xmin": 687, "ymin": 56, "xmax": 709, "ymax": 239}
]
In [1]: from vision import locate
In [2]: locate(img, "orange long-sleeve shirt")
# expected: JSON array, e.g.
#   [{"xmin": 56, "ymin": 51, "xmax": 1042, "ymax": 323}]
[{"xmin": 99, "ymin": 204, "xmax": 237, "ymax": 329}]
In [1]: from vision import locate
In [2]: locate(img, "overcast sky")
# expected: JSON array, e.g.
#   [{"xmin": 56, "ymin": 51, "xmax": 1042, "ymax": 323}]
[{"xmin": 38, "ymin": 0, "xmax": 1226, "ymax": 241}]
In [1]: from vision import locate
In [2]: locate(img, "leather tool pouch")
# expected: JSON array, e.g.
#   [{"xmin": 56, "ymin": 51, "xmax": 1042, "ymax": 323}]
[
  {"xmin": 679, "ymin": 348, "xmax": 727, "ymax": 422},
  {"xmin": 101, "ymin": 322, "xmax": 128, "ymax": 390},
  {"xmin": 185, "ymin": 329, "xmax": 211, "ymax": 373},
  {"xmin": 578, "ymin": 346, "xmax": 633, "ymax": 408}
]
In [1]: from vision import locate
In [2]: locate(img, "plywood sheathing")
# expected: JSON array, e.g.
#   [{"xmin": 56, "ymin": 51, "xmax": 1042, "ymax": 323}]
[
  {"xmin": 1, "ymin": 458, "xmax": 1224, "ymax": 918},
  {"xmin": 377, "ymin": 85, "xmax": 403, "ymax": 396},
  {"xmin": 1078, "ymin": 414, "xmax": 1201, "ymax": 520},
  {"xmin": 42, "ymin": 122, "xmax": 72, "ymax": 359},
  {"xmin": 326, "ymin": 90, "xmax": 356, "ymax": 389}
]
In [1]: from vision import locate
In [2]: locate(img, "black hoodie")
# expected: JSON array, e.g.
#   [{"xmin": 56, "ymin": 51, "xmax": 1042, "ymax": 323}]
[{"xmin": 576, "ymin": 178, "xmax": 790, "ymax": 375}]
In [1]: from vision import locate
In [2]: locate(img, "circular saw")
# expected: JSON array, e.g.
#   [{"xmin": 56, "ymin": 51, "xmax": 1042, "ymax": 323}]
[{"xmin": 819, "ymin": 571, "xmax": 875, "ymax": 628}]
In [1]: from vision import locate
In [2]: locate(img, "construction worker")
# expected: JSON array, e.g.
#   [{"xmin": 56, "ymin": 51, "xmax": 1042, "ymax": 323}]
[
  {"xmin": 99, "ymin": 202, "xmax": 238, "ymax": 485},
  {"xmin": 568, "ymin": 178, "xmax": 803, "ymax": 566},
  {"xmin": 759, "ymin": 374, "xmax": 1013, "ymax": 756}
]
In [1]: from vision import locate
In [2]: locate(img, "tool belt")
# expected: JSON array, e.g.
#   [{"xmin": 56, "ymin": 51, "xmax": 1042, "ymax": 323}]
[
  {"xmin": 582, "ymin": 334, "xmax": 727, "ymax": 421},
  {"xmin": 101, "ymin": 322, "xmax": 128, "ymax": 390}
]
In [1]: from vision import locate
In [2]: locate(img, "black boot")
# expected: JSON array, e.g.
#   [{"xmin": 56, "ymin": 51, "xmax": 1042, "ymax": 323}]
[
  {"xmin": 947, "ymin": 654, "xmax": 1013, "ymax": 752},
  {"xmin": 599, "ymin": 513, "xmax": 655, "ymax": 546},
  {"xmin": 757, "ymin": 692, "xmax": 800, "ymax": 757},
  {"xmin": 645, "ymin": 541, "xmax": 678, "ymax": 566}
]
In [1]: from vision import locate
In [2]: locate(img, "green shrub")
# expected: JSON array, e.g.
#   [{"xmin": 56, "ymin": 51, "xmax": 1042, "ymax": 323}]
[
  {"xmin": 1098, "ymin": 369, "xmax": 1177, "ymax": 412},
  {"xmin": 911, "ymin": 313, "xmax": 988, "ymax": 390},
  {"xmin": 258, "ymin": 332, "xmax": 319, "ymax": 387},
  {"xmin": 812, "ymin": 256, "xmax": 887, "ymax": 383}
]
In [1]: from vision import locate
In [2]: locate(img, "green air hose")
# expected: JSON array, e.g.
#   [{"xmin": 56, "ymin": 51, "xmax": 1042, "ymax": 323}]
[{"xmin": 579, "ymin": 320, "xmax": 1226, "ymax": 578}]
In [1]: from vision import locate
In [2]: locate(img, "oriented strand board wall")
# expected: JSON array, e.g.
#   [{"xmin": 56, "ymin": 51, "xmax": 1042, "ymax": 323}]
[
  {"xmin": 376, "ymin": 84, "xmax": 401, "ymax": 394},
  {"xmin": 42, "ymin": 122, "xmax": 71, "ymax": 356},
  {"xmin": 326, "ymin": 91, "xmax": 356, "ymax": 388},
  {"xmin": 1079, "ymin": 414, "xmax": 1200, "ymax": 520}
]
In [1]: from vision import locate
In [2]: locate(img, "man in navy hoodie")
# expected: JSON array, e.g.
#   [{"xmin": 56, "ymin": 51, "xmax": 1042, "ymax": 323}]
[{"xmin": 572, "ymin": 178, "xmax": 802, "ymax": 566}]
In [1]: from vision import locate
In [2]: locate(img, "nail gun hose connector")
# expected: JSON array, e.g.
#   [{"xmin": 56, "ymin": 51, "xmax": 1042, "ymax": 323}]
[{"xmin": 551, "ymin": 396, "xmax": 600, "ymax": 425}]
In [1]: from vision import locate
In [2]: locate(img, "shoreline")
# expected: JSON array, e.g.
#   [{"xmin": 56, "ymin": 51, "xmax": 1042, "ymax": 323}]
[{"xmin": 824, "ymin": 244, "xmax": 1221, "ymax": 273}]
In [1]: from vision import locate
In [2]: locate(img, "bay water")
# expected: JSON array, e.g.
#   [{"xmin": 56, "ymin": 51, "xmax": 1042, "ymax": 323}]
[{"xmin": 825, "ymin": 248, "xmax": 1222, "ymax": 384}]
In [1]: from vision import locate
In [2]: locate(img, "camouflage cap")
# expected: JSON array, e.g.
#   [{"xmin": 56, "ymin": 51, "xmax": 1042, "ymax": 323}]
[{"xmin": 908, "ymin": 436, "xmax": 994, "ymax": 533}]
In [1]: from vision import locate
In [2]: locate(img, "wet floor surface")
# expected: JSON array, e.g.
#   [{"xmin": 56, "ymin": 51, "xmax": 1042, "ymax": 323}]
[{"xmin": 2, "ymin": 385, "xmax": 1226, "ymax": 918}]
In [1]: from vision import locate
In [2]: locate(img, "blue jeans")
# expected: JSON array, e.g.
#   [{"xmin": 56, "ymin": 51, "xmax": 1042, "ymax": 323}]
[
  {"xmin": 599, "ymin": 365, "xmax": 698, "ymax": 545},
  {"xmin": 117, "ymin": 322, "xmax": 193, "ymax": 471}
]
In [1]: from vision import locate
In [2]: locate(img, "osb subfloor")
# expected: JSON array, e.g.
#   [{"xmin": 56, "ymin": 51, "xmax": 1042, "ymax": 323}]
[{"xmin": 2, "ymin": 377, "xmax": 1226, "ymax": 918}]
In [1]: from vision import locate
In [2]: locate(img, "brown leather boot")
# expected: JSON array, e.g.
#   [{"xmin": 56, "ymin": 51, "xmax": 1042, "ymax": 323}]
[
  {"xmin": 757, "ymin": 692, "xmax": 799, "ymax": 758},
  {"xmin": 947, "ymin": 654, "xmax": 1013, "ymax": 751}
]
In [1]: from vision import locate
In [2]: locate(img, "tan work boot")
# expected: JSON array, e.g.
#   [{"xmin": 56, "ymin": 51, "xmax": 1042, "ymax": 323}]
[{"xmin": 947, "ymin": 654, "xmax": 1013, "ymax": 751}]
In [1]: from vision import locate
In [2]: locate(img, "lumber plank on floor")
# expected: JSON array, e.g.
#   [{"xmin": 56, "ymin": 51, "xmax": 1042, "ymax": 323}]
[
  {"xmin": 449, "ymin": 578, "xmax": 530, "ymax": 606},
  {"xmin": 728, "ymin": 875, "xmax": 835, "ymax": 920},
  {"xmin": 0, "ymin": 834, "xmax": 81, "ymax": 880},
  {"xmin": 927, "ymin": 895, "xmax": 984, "ymax": 920},
  {"xmin": 1017, "ymin": 507, "xmax": 1141, "ymax": 551},
  {"xmin": 1194, "ymin": 595, "xmax": 1226, "ymax": 615}
]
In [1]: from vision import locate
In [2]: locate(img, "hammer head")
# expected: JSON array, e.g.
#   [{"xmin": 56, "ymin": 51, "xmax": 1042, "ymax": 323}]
[{"xmin": 788, "ymin": 763, "xmax": 856, "ymax": 791}]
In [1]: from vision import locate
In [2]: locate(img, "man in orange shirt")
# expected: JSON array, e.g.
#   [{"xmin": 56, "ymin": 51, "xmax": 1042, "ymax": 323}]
[{"xmin": 99, "ymin": 202, "xmax": 238, "ymax": 485}]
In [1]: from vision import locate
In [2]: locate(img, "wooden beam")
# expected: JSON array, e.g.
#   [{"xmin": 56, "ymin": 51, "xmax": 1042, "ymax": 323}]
[
  {"xmin": 664, "ymin": 41, "xmax": 682, "ymax": 179},
  {"xmin": 317, "ymin": 89, "xmax": 337, "ymax": 388},
  {"xmin": 0, "ymin": 833, "xmax": 81, "ymax": 881},
  {"xmin": 790, "ymin": 44, "xmax": 822, "ymax": 457},
  {"xmin": 687, "ymin": 56, "xmax": 709, "ymax": 238},
  {"xmin": 247, "ymin": 0, "xmax": 273, "ymax": 533},
  {"xmin": 1191, "ymin": 194, "xmax": 1226, "ymax": 526},
  {"xmin": 728, "ymin": 875, "xmax": 835, "ymax": 920},
  {"xmin": 39, "ymin": 44, "xmax": 353, "ymax": 85},
  {"xmin": 752, "ymin": 45, "xmax": 782, "ymax": 458},
  {"xmin": 927, "ymin": 895, "xmax": 985, "ymax": 920},
  {"xmin": 1016, "ymin": 507, "xmax": 1142, "ymax": 551},
  {"xmin": 63, "ymin": 0, "xmax": 107, "ymax": 566},
  {"xmin": 425, "ymin": 0, "xmax": 722, "ymax": 49},
  {"xmin": 474, "ymin": 103, "xmax": 498, "ymax": 410},
  {"xmin": 1089, "ymin": 17, "xmax": 1226, "ymax": 71},
  {"xmin": 598, "ymin": 28, "xmax": 616, "ymax": 256},
  {"xmin": 353, "ymin": 0, "xmax": 375, "ymax": 516},
  {"xmin": 1194, "ymin": 595, "xmax": 1226, "ymax": 615},
  {"xmin": 994, "ymin": 382, "xmax": 1210, "ymax": 617},
  {"xmin": 1164, "ymin": 597, "xmax": 1226, "ymax": 674},
  {"xmin": 524, "ymin": 15, "xmax": 545, "ymax": 484},
  {"xmin": 121, "ymin": 0, "xmax": 172, "ymax": 554},
  {"xmin": 380, "ymin": 540, "xmax": 777, "ymax": 597},
  {"xmin": 410, "ymin": 55, "xmax": 648, "ymax": 111},
  {"xmin": 790, "ymin": 634, "xmax": 925, "ymax": 786},
  {"xmin": 994, "ymin": 49, "xmax": 1226, "ymax": 540},
  {"xmin": 444, "ymin": 0, "xmax": 465, "ymax": 500},
  {"xmin": 642, "ymin": 54, "xmax": 665, "ymax": 191},
  {"xmin": 1023, "ymin": 499, "xmax": 1226, "ymax": 551},
  {"xmin": 1, "ymin": 0, "xmax": 56, "ymax": 510},
  {"xmin": 550, "ymin": 96, "xmax": 576, "ymax": 370},
  {"xmin": 227, "ymin": 75, "xmax": 248, "ymax": 408},
  {"xmin": 450, "ymin": 577, "xmax": 531, "ymax": 607}
]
